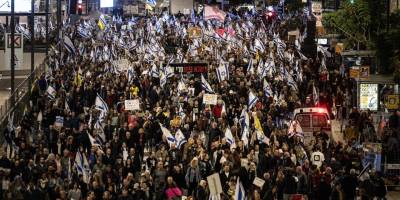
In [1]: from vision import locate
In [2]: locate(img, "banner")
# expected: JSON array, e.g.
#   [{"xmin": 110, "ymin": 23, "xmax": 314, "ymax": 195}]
[
  {"xmin": 359, "ymin": 83, "xmax": 378, "ymax": 111},
  {"xmin": 253, "ymin": 177, "xmax": 265, "ymax": 188},
  {"xmin": 362, "ymin": 143, "xmax": 382, "ymax": 171},
  {"xmin": 203, "ymin": 94, "xmax": 218, "ymax": 105},
  {"xmin": 125, "ymin": 99, "xmax": 140, "ymax": 110}
]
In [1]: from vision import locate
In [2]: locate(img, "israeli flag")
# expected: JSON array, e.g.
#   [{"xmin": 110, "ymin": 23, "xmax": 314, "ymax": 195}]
[
  {"xmin": 201, "ymin": 74, "xmax": 214, "ymax": 93},
  {"xmin": 159, "ymin": 70, "xmax": 167, "ymax": 88},
  {"xmin": 254, "ymin": 38, "xmax": 265, "ymax": 53},
  {"xmin": 178, "ymin": 104, "xmax": 186, "ymax": 120},
  {"xmin": 288, "ymin": 120, "xmax": 304, "ymax": 138},
  {"xmin": 150, "ymin": 64, "xmax": 160, "ymax": 78},
  {"xmin": 224, "ymin": 127, "xmax": 236, "ymax": 149},
  {"xmin": 248, "ymin": 91, "xmax": 258, "ymax": 110},
  {"xmin": 257, "ymin": 60, "xmax": 267, "ymax": 78},
  {"xmin": 74, "ymin": 151, "xmax": 91, "ymax": 184},
  {"xmin": 263, "ymin": 79, "xmax": 273, "ymax": 98},
  {"xmin": 234, "ymin": 178, "xmax": 246, "ymax": 200},
  {"xmin": 95, "ymin": 94, "xmax": 108, "ymax": 122},
  {"xmin": 175, "ymin": 129, "xmax": 187, "ymax": 149},
  {"xmin": 63, "ymin": 35, "xmax": 75, "ymax": 54},
  {"xmin": 47, "ymin": 86, "xmax": 56, "ymax": 99},
  {"xmin": 247, "ymin": 58, "xmax": 254, "ymax": 74},
  {"xmin": 216, "ymin": 62, "xmax": 229, "ymax": 82},
  {"xmin": 127, "ymin": 68, "xmax": 135, "ymax": 84},
  {"xmin": 87, "ymin": 132, "xmax": 102, "ymax": 147},
  {"xmin": 159, "ymin": 123, "xmax": 176, "ymax": 147}
]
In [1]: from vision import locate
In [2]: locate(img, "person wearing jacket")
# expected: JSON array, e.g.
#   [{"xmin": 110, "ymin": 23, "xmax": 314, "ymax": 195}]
[
  {"xmin": 195, "ymin": 180, "xmax": 208, "ymax": 200},
  {"xmin": 185, "ymin": 158, "xmax": 201, "ymax": 197}
]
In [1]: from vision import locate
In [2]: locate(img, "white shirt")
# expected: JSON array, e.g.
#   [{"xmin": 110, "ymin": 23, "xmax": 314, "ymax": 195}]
[{"xmin": 310, "ymin": 151, "xmax": 325, "ymax": 168}]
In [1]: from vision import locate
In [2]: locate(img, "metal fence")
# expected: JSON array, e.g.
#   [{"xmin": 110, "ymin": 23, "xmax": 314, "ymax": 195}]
[
  {"xmin": 383, "ymin": 150, "xmax": 400, "ymax": 190},
  {"xmin": 0, "ymin": 60, "xmax": 47, "ymax": 139}
]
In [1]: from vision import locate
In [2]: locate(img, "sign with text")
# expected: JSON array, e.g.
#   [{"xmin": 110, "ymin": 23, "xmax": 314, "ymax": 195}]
[
  {"xmin": 207, "ymin": 173, "xmax": 223, "ymax": 196},
  {"xmin": 386, "ymin": 95, "xmax": 399, "ymax": 110},
  {"xmin": 125, "ymin": 99, "xmax": 140, "ymax": 110},
  {"xmin": 4, "ymin": 33, "xmax": 23, "ymax": 69},
  {"xmin": 203, "ymin": 94, "xmax": 218, "ymax": 105},
  {"xmin": 166, "ymin": 63, "xmax": 208, "ymax": 75},
  {"xmin": 253, "ymin": 177, "xmax": 265, "ymax": 188},
  {"xmin": 359, "ymin": 83, "xmax": 378, "ymax": 111}
]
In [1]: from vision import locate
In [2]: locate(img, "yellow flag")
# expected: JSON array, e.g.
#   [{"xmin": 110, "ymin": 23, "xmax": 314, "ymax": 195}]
[
  {"xmin": 98, "ymin": 15, "xmax": 106, "ymax": 30},
  {"xmin": 74, "ymin": 70, "xmax": 82, "ymax": 88},
  {"xmin": 254, "ymin": 115, "xmax": 263, "ymax": 134}
]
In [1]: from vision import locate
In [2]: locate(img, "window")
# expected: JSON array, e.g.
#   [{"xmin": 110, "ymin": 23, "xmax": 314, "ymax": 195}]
[
  {"xmin": 296, "ymin": 114, "xmax": 311, "ymax": 128},
  {"xmin": 312, "ymin": 114, "xmax": 328, "ymax": 127}
]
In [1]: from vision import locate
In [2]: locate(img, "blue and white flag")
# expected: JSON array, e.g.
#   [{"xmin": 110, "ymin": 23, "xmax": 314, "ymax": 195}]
[
  {"xmin": 95, "ymin": 94, "xmax": 108, "ymax": 122},
  {"xmin": 47, "ymin": 86, "xmax": 56, "ymax": 99},
  {"xmin": 288, "ymin": 120, "xmax": 304, "ymax": 138},
  {"xmin": 63, "ymin": 35, "xmax": 75, "ymax": 54},
  {"xmin": 160, "ymin": 123, "xmax": 176, "ymax": 147},
  {"xmin": 201, "ymin": 74, "xmax": 214, "ymax": 93},
  {"xmin": 263, "ymin": 79, "xmax": 273, "ymax": 98},
  {"xmin": 234, "ymin": 178, "xmax": 246, "ymax": 200},
  {"xmin": 257, "ymin": 60, "xmax": 267, "ymax": 78},
  {"xmin": 216, "ymin": 62, "xmax": 229, "ymax": 82},
  {"xmin": 74, "ymin": 151, "xmax": 91, "ymax": 183},
  {"xmin": 247, "ymin": 58, "xmax": 254, "ymax": 74},
  {"xmin": 254, "ymin": 38, "xmax": 265, "ymax": 53},
  {"xmin": 224, "ymin": 127, "xmax": 236, "ymax": 149},
  {"xmin": 159, "ymin": 70, "xmax": 167, "ymax": 88},
  {"xmin": 150, "ymin": 64, "xmax": 160, "ymax": 78},
  {"xmin": 178, "ymin": 104, "xmax": 186, "ymax": 120},
  {"xmin": 248, "ymin": 91, "xmax": 258, "ymax": 110},
  {"xmin": 175, "ymin": 129, "xmax": 187, "ymax": 149},
  {"xmin": 239, "ymin": 108, "xmax": 250, "ymax": 129}
]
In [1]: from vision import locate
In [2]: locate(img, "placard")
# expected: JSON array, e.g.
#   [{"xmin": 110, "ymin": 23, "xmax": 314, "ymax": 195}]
[
  {"xmin": 253, "ymin": 177, "xmax": 265, "ymax": 188},
  {"xmin": 207, "ymin": 173, "xmax": 223, "ymax": 196},
  {"xmin": 349, "ymin": 66, "xmax": 360, "ymax": 79},
  {"xmin": 312, "ymin": 1, "xmax": 322, "ymax": 14},
  {"xmin": 386, "ymin": 95, "xmax": 399, "ymax": 110},
  {"xmin": 188, "ymin": 27, "xmax": 202, "ymax": 39},
  {"xmin": 359, "ymin": 83, "xmax": 378, "ymax": 111},
  {"xmin": 55, "ymin": 116, "xmax": 64, "ymax": 127},
  {"xmin": 125, "ymin": 99, "xmax": 140, "ymax": 110},
  {"xmin": 203, "ymin": 94, "xmax": 218, "ymax": 105}
]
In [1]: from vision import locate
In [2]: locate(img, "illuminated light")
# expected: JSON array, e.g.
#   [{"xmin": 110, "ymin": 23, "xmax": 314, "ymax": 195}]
[
  {"xmin": 267, "ymin": 6, "xmax": 274, "ymax": 11},
  {"xmin": 78, "ymin": 4, "xmax": 82, "ymax": 9},
  {"xmin": 267, "ymin": 12, "xmax": 273, "ymax": 17},
  {"xmin": 317, "ymin": 108, "xmax": 326, "ymax": 113},
  {"xmin": 327, "ymin": 120, "xmax": 331, "ymax": 125}
]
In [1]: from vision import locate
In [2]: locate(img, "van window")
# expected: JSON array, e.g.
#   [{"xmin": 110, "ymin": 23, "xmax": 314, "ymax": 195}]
[
  {"xmin": 296, "ymin": 114, "xmax": 311, "ymax": 128},
  {"xmin": 312, "ymin": 114, "xmax": 328, "ymax": 127}
]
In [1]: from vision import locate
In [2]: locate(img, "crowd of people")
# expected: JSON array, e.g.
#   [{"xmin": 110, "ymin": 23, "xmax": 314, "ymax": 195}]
[{"xmin": 0, "ymin": 5, "xmax": 398, "ymax": 200}]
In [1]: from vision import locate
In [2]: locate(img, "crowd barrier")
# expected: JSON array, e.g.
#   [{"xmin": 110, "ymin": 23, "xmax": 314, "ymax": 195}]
[{"xmin": 383, "ymin": 151, "xmax": 400, "ymax": 191}]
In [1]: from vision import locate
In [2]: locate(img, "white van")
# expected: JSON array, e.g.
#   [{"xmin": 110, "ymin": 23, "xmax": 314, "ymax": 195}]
[{"xmin": 293, "ymin": 107, "xmax": 332, "ymax": 145}]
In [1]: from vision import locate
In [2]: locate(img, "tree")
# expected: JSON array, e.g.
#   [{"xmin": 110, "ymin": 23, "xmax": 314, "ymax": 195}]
[{"xmin": 323, "ymin": 0, "xmax": 400, "ymax": 75}]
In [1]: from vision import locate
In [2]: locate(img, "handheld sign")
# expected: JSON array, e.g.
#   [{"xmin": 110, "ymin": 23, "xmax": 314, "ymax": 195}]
[
  {"xmin": 207, "ymin": 173, "xmax": 223, "ymax": 196},
  {"xmin": 125, "ymin": 99, "xmax": 140, "ymax": 111}
]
